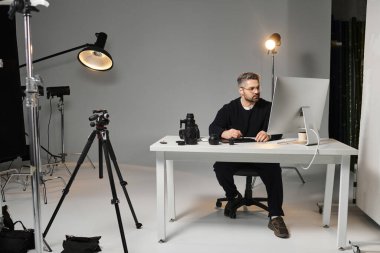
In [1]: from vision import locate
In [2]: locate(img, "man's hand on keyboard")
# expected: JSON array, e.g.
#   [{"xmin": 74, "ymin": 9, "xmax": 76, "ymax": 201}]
[
  {"xmin": 221, "ymin": 129, "xmax": 243, "ymax": 139},
  {"xmin": 255, "ymin": 130, "xmax": 270, "ymax": 142}
]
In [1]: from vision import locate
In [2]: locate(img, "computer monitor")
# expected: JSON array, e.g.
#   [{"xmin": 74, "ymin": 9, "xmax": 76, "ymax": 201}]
[{"xmin": 267, "ymin": 76, "xmax": 329, "ymax": 145}]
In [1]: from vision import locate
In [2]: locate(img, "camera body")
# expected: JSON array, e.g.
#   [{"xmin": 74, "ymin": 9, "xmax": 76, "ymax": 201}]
[
  {"xmin": 179, "ymin": 113, "xmax": 200, "ymax": 145},
  {"xmin": 89, "ymin": 109, "xmax": 110, "ymax": 128}
]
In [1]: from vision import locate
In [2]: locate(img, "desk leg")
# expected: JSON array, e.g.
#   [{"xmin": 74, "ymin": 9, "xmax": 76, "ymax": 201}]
[
  {"xmin": 156, "ymin": 152, "xmax": 166, "ymax": 242},
  {"xmin": 166, "ymin": 160, "xmax": 176, "ymax": 221},
  {"xmin": 322, "ymin": 164, "xmax": 335, "ymax": 227},
  {"xmin": 337, "ymin": 156, "xmax": 350, "ymax": 249}
]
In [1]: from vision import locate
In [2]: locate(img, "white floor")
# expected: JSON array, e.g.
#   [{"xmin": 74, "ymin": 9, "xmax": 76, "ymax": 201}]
[{"xmin": 2, "ymin": 161, "xmax": 380, "ymax": 253}]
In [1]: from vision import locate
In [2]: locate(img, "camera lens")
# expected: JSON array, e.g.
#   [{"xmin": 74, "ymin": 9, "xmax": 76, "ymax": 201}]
[{"xmin": 209, "ymin": 134, "xmax": 219, "ymax": 145}]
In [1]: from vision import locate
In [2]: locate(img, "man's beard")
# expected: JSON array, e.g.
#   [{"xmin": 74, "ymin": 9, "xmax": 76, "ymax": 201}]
[{"xmin": 245, "ymin": 94, "xmax": 259, "ymax": 103}]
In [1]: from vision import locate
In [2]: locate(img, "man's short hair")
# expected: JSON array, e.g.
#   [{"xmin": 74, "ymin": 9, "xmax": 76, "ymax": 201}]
[{"xmin": 237, "ymin": 72, "xmax": 260, "ymax": 86}]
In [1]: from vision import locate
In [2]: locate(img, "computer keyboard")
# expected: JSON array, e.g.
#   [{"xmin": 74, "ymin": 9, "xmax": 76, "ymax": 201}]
[
  {"xmin": 233, "ymin": 137, "xmax": 256, "ymax": 143},
  {"xmin": 221, "ymin": 137, "xmax": 256, "ymax": 144}
]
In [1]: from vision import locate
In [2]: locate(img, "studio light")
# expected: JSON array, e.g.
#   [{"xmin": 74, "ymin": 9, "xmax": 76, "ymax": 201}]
[
  {"xmin": 78, "ymin": 32, "xmax": 113, "ymax": 71},
  {"xmin": 264, "ymin": 33, "xmax": 281, "ymax": 99},
  {"xmin": 20, "ymin": 32, "xmax": 113, "ymax": 71},
  {"xmin": 265, "ymin": 33, "xmax": 281, "ymax": 54}
]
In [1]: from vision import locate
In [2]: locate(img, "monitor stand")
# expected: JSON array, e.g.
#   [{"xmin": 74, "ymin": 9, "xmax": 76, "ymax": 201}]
[{"xmin": 301, "ymin": 106, "xmax": 319, "ymax": 146}]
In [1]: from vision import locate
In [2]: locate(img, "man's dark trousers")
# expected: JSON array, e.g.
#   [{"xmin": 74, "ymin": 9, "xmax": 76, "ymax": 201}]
[{"xmin": 213, "ymin": 162, "xmax": 284, "ymax": 217}]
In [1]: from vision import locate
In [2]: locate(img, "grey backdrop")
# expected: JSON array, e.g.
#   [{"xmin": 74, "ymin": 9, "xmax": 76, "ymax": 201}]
[{"xmin": 16, "ymin": 0, "xmax": 331, "ymax": 166}]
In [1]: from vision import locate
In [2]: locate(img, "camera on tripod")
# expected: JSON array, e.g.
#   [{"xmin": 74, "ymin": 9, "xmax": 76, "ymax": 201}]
[
  {"xmin": 179, "ymin": 113, "xmax": 200, "ymax": 145},
  {"xmin": 89, "ymin": 109, "xmax": 110, "ymax": 127}
]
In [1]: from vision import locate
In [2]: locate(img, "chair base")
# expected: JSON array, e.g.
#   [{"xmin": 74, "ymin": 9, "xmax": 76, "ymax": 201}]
[
  {"xmin": 216, "ymin": 196, "xmax": 268, "ymax": 219},
  {"xmin": 215, "ymin": 171, "xmax": 269, "ymax": 219},
  {"xmin": 215, "ymin": 166, "xmax": 304, "ymax": 219}
]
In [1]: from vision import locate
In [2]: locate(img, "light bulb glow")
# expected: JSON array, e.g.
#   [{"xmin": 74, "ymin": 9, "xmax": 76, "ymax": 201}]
[{"xmin": 265, "ymin": 39, "xmax": 276, "ymax": 50}]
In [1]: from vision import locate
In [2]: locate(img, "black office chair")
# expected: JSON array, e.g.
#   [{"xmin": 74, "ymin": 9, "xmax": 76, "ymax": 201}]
[{"xmin": 216, "ymin": 169, "xmax": 268, "ymax": 218}]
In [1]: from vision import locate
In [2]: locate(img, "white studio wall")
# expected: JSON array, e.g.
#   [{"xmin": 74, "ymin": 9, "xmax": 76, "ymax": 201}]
[
  {"xmin": 16, "ymin": 0, "xmax": 331, "ymax": 166},
  {"xmin": 357, "ymin": 0, "xmax": 380, "ymax": 225}
]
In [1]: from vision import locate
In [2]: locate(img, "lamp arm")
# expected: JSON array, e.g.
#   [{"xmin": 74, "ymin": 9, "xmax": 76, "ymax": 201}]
[{"xmin": 19, "ymin": 43, "xmax": 89, "ymax": 68}]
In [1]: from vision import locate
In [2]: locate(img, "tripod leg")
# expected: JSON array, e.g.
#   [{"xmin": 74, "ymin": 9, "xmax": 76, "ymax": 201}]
[
  {"xmin": 43, "ymin": 130, "xmax": 97, "ymax": 239},
  {"xmin": 43, "ymin": 238, "xmax": 52, "ymax": 252},
  {"xmin": 99, "ymin": 137, "xmax": 103, "ymax": 178},
  {"xmin": 106, "ymin": 132, "xmax": 142, "ymax": 228},
  {"xmin": 102, "ymin": 139, "xmax": 128, "ymax": 253}
]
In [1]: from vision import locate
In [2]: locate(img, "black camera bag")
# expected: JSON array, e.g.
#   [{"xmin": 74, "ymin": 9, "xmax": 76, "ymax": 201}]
[
  {"xmin": 0, "ymin": 229, "xmax": 35, "ymax": 253},
  {"xmin": 0, "ymin": 205, "xmax": 35, "ymax": 253}
]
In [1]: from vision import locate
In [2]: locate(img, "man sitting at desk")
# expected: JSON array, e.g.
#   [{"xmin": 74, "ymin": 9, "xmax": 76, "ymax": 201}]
[{"xmin": 209, "ymin": 72, "xmax": 289, "ymax": 238}]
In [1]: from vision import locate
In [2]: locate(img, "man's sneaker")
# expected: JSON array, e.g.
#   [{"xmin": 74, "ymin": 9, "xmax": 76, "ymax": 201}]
[
  {"xmin": 224, "ymin": 192, "xmax": 243, "ymax": 218},
  {"xmin": 268, "ymin": 216, "xmax": 290, "ymax": 238}
]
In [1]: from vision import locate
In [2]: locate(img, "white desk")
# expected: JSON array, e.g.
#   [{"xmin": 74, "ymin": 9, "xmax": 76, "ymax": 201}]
[{"xmin": 150, "ymin": 136, "xmax": 358, "ymax": 248}]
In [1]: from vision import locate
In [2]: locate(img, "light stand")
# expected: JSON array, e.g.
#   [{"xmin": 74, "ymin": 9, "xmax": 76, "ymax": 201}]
[
  {"xmin": 44, "ymin": 86, "xmax": 96, "ymax": 177},
  {"xmin": 271, "ymin": 53, "xmax": 275, "ymax": 98},
  {"xmin": 58, "ymin": 96, "xmax": 65, "ymax": 163},
  {"xmin": 8, "ymin": 1, "xmax": 49, "ymax": 252},
  {"xmin": 45, "ymin": 86, "xmax": 71, "ymax": 174},
  {"xmin": 264, "ymin": 33, "xmax": 305, "ymax": 183},
  {"xmin": 265, "ymin": 33, "xmax": 281, "ymax": 100}
]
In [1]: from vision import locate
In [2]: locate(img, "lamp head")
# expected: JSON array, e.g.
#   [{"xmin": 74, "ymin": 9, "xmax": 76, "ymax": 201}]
[
  {"xmin": 78, "ymin": 32, "xmax": 113, "ymax": 71},
  {"xmin": 265, "ymin": 33, "xmax": 281, "ymax": 54},
  {"xmin": 265, "ymin": 39, "xmax": 276, "ymax": 51}
]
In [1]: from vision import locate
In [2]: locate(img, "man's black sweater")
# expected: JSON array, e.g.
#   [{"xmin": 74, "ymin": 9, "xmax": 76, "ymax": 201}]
[{"xmin": 209, "ymin": 97, "xmax": 280, "ymax": 139}]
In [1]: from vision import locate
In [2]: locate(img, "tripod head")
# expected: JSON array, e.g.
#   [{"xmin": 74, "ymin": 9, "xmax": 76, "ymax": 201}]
[{"xmin": 89, "ymin": 109, "xmax": 110, "ymax": 129}]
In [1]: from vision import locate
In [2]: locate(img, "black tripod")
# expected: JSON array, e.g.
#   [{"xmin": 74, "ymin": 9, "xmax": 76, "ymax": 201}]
[{"xmin": 43, "ymin": 110, "xmax": 142, "ymax": 253}]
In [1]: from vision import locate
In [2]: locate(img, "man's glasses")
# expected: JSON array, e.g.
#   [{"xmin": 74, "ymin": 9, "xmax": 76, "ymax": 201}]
[{"xmin": 241, "ymin": 87, "xmax": 260, "ymax": 92}]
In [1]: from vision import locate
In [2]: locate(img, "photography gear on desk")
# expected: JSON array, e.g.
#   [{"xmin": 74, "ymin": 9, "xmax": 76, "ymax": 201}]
[
  {"xmin": 43, "ymin": 110, "xmax": 142, "ymax": 253},
  {"xmin": 176, "ymin": 140, "xmax": 185, "ymax": 145},
  {"xmin": 208, "ymin": 134, "xmax": 220, "ymax": 145},
  {"xmin": 179, "ymin": 113, "xmax": 200, "ymax": 145}
]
